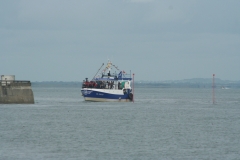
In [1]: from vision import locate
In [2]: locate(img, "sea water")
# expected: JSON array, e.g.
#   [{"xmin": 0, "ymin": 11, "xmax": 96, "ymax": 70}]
[{"xmin": 0, "ymin": 84, "xmax": 240, "ymax": 159}]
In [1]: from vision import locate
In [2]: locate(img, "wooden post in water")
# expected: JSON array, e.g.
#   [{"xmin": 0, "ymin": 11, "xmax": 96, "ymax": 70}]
[{"xmin": 212, "ymin": 74, "xmax": 215, "ymax": 104}]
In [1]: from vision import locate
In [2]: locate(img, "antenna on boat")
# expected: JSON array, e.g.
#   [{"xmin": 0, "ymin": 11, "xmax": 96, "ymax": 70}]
[{"xmin": 92, "ymin": 63, "xmax": 104, "ymax": 81}]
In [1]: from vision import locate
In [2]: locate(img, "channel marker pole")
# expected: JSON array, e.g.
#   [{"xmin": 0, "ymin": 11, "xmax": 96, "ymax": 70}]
[{"xmin": 212, "ymin": 74, "xmax": 215, "ymax": 104}]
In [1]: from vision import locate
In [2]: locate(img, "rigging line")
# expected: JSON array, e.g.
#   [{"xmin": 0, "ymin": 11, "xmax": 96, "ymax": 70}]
[
  {"xmin": 112, "ymin": 63, "xmax": 120, "ymax": 71},
  {"xmin": 100, "ymin": 62, "xmax": 120, "ymax": 75},
  {"xmin": 92, "ymin": 63, "xmax": 104, "ymax": 81}
]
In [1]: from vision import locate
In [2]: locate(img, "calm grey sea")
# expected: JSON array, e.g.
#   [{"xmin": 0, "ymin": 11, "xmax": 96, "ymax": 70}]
[{"xmin": 0, "ymin": 84, "xmax": 240, "ymax": 160}]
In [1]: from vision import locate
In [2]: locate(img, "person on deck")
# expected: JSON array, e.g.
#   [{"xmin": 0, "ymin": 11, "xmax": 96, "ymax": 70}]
[
  {"xmin": 111, "ymin": 81, "xmax": 114, "ymax": 89},
  {"xmin": 118, "ymin": 82, "xmax": 121, "ymax": 89},
  {"xmin": 107, "ymin": 81, "xmax": 110, "ymax": 89}
]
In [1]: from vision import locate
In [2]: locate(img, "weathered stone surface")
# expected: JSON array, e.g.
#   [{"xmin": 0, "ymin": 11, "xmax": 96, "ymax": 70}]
[{"xmin": 0, "ymin": 81, "xmax": 34, "ymax": 104}]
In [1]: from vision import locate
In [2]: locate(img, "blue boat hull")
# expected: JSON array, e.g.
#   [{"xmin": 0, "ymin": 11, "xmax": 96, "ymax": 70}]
[{"xmin": 81, "ymin": 88, "xmax": 132, "ymax": 102}]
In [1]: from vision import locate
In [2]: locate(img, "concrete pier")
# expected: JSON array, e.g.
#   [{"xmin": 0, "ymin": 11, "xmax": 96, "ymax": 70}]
[{"xmin": 0, "ymin": 80, "xmax": 34, "ymax": 104}]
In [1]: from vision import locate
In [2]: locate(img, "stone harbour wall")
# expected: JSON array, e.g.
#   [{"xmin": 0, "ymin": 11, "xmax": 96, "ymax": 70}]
[{"xmin": 0, "ymin": 81, "xmax": 34, "ymax": 104}]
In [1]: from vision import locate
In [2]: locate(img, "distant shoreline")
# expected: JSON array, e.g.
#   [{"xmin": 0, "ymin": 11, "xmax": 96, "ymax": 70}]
[{"xmin": 32, "ymin": 80, "xmax": 240, "ymax": 89}]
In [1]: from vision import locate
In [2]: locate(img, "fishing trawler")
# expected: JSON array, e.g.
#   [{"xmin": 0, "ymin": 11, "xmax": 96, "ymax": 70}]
[{"xmin": 81, "ymin": 61, "xmax": 134, "ymax": 102}]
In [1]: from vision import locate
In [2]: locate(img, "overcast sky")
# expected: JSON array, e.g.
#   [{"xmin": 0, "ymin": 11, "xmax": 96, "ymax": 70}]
[{"xmin": 1, "ymin": 0, "xmax": 240, "ymax": 81}]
